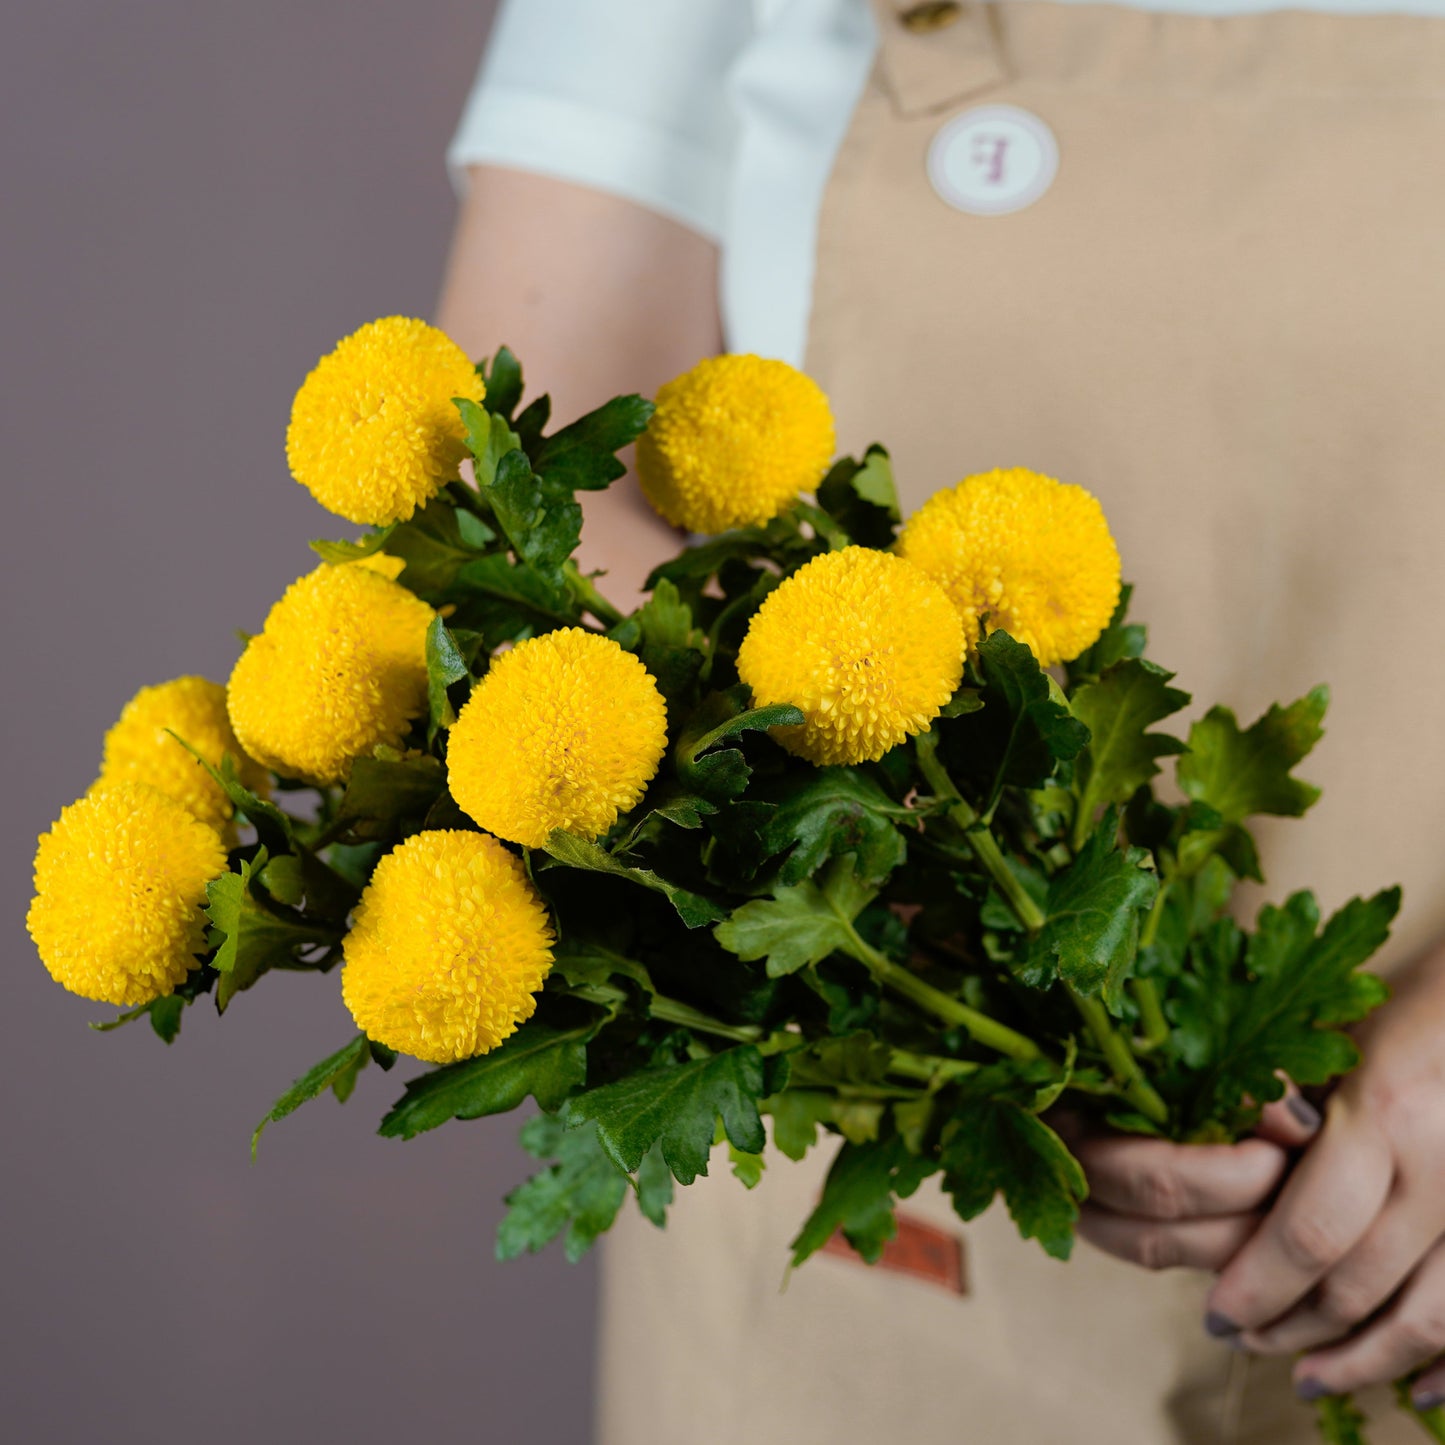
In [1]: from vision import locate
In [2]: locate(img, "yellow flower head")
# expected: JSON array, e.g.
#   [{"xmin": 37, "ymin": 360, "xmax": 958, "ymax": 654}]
[
  {"xmin": 737, "ymin": 546, "xmax": 964, "ymax": 765},
  {"xmin": 286, "ymin": 316, "xmax": 484, "ymax": 526},
  {"xmin": 341, "ymin": 829, "xmax": 555, "ymax": 1063},
  {"xmin": 227, "ymin": 563, "xmax": 433, "ymax": 785},
  {"xmin": 448, "ymin": 628, "xmax": 668, "ymax": 848},
  {"xmin": 28, "ymin": 783, "xmax": 227, "ymax": 1005},
  {"xmin": 636, "ymin": 354, "xmax": 835, "ymax": 533},
  {"xmin": 92, "ymin": 675, "xmax": 269, "ymax": 831},
  {"xmin": 897, "ymin": 468, "xmax": 1122, "ymax": 667}
]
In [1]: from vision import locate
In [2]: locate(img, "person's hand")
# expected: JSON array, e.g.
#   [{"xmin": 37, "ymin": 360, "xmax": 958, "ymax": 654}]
[
  {"xmin": 1067, "ymin": 1086, "xmax": 1320, "ymax": 1277},
  {"xmin": 1202, "ymin": 951, "xmax": 1445, "ymax": 1409}
]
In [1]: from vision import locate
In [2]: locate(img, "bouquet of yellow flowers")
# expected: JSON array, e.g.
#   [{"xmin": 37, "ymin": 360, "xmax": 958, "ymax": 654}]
[{"xmin": 28, "ymin": 317, "xmax": 1439, "ymax": 1444}]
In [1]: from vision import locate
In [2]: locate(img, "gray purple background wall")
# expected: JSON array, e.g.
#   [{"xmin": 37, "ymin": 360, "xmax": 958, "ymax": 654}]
[{"xmin": 1, "ymin": 4, "xmax": 600, "ymax": 1440}]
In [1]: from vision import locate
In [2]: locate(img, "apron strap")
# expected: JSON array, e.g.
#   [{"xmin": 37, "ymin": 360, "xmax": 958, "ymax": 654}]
[{"xmin": 872, "ymin": 1, "xmax": 1011, "ymax": 117}]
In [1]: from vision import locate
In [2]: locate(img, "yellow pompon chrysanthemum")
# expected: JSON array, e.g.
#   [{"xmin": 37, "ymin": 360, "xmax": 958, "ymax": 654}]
[
  {"xmin": 636, "ymin": 354, "xmax": 835, "ymax": 533},
  {"xmin": 286, "ymin": 316, "xmax": 484, "ymax": 526},
  {"xmin": 448, "ymin": 628, "xmax": 668, "ymax": 848},
  {"xmin": 341, "ymin": 830, "xmax": 555, "ymax": 1063},
  {"xmin": 92, "ymin": 676, "xmax": 269, "ymax": 831},
  {"xmin": 737, "ymin": 547, "xmax": 964, "ymax": 766},
  {"xmin": 227, "ymin": 564, "xmax": 433, "ymax": 785},
  {"xmin": 897, "ymin": 468, "xmax": 1122, "ymax": 667},
  {"xmin": 28, "ymin": 783, "xmax": 227, "ymax": 1005}
]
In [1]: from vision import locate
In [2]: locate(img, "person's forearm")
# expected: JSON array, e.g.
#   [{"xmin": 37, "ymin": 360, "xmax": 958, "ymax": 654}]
[{"xmin": 436, "ymin": 165, "xmax": 724, "ymax": 605}]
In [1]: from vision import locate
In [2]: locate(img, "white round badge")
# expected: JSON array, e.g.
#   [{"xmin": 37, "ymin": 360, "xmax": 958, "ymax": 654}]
[{"xmin": 927, "ymin": 105, "xmax": 1059, "ymax": 217}]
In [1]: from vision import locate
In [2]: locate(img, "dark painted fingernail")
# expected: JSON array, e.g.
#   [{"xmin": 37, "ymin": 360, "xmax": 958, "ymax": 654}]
[
  {"xmin": 1287, "ymin": 1094, "xmax": 1322, "ymax": 1132},
  {"xmin": 1205, "ymin": 1311, "xmax": 1240, "ymax": 1339},
  {"xmin": 1413, "ymin": 1391, "xmax": 1445, "ymax": 1412},
  {"xmin": 1296, "ymin": 1378, "xmax": 1331, "ymax": 1402}
]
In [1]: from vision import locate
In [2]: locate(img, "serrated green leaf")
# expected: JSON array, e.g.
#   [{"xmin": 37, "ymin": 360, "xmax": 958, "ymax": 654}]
[
  {"xmin": 1184, "ymin": 890, "xmax": 1398, "ymax": 1124},
  {"xmin": 497, "ymin": 1114, "xmax": 629, "ymax": 1263},
  {"xmin": 766, "ymin": 1090, "xmax": 834, "ymax": 1161},
  {"xmin": 382, "ymin": 494, "xmax": 495, "ymax": 596},
  {"xmin": 539, "ymin": 831, "xmax": 725, "ymax": 928},
  {"xmin": 205, "ymin": 854, "xmax": 337, "ymax": 1012},
  {"xmin": 943, "ymin": 630, "xmax": 1089, "ymax": 804},
  {"xmin": 377, "ymin": 1018, "xmax": 595, "ymax": 1140},
  {"xmin": 815, "ymin": 445, "xmax": 900, "ymax": 549},
  {"xmin": 450, "ymin": 551, "xmax": 576, "ymax": 636},
  {"xmin": 532, "ymin": 394, "xmax": 654, "ymax": 491},
  {"xmin": 550, "ymin": 939, "xmax": 655, "ymax": 996},
  {"xmin": 634, "ymin": 1140, "xmax": 675, "ymax": 1227},
  {"xmin": 479, "ymin": 446, "xmax": 581, "ymax": 585},
  {"xmin": 425, "ymin": 615, "xmax": 471, "ymax": 736},
  {"xmin": 1024, "ymin": 815, "xmax": 1158, "ymax": 999},
  {"xmin": 790, "ymin": 1136, "xmax": 936, "ymax": 1266},
  {"xmin": 1177, "ymin": 688, "xmax": 1328, "ymax": 825},
  {"xmin": 940, "ymin": 1096, "xmax": 1086, "ymax": 1260},
  {"xmin": 308, "ymin": 524, "xmax": 398, "ymax": 564},
  {"xmin": 714, "ymin": 864, "xmax": 877, "ymax": 978},
  {"xmin": 252, "ymin": 1034, "xmax": 370, "ymax": 1158},
  {"xmin": 675, "ymin": 687, "xmax": 806, "ymax": 802},
  {"xmin": 628, "ymin": 578, "xmax": 704, "ymax": 704},
  {"xmin": 480, "ymin": 346, "xmax": 524, "ymax": 421},
  {"xmin": 333, "ymin": 753, "xmax": 447, "ymax": 840},
  {"xmin": 752, "ymin": 768, "xmax": 912, "ymax": 887},
  {"xmin": 1070, "ymin": 660, "xmax": 1188, "ymax": 845},
  {"xmin": 565, "ymin": 1045, "xmax": 767, "ymax": 1185},
  {"xmin": 729, "ymin": 1143, "xmax": 766, "ymax": 1189},
  {"xmin": 457, "ymin": 397, "xmax": 521, "ymax": 489}
]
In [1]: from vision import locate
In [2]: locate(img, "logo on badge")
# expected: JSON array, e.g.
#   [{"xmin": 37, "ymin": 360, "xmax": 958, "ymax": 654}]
[{"xmin": 927, "ymin": 104, "xmax": 1058, "ymax": 217}]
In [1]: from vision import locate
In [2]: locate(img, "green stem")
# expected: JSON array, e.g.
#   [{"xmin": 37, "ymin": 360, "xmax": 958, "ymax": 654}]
[
  {"xmin": 1069, "ymin": 987, "xmax": 1169, "ymax": 1126},
  {"xmin": 915, "ymin": 733, "xmax": 1046, "ymax": 934},
  {"xmin": 885, "ymin": 1050, "xmax": 980, "ymax": 1086},
  {"xmin": 843, "ymin": 924, "xmax": 1043, "ymax": 1063},
  {"xmin": 1140, "ymin": 877, "xmax": 1172, "ymax": 950},
  {"xmin": 1132, "ymin": 978, "xmax": 1171, "ymax": 1053},
  {"xmin": 563, "ymin": 561, "xmax": 626, "ymax": 628},
  {"xmin": 1396, "ymin": 1380, "xmax": 1445, "ymax": 1442},
  {"xmin": 566, "ymin": 982, "xmax": 768, "ymax": 1046}
]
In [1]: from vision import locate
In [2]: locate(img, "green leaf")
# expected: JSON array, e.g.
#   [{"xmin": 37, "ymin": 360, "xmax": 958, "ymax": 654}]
[
  {"xmin": 1024, "ymin": 814, "xmax": 1158, "ymax": 999},
  {"xmin": 1070, "ymin": 660, "xmax": 1188, "ymax": 841},
  {"xmin": 497, "ymin": 1114, "xmax": 630, "ymax": 1264},
  {"xmin": 634, "ymin": 1141, "xmax": 675, "ymax": 1227},
  {"xmin": 815, "ymin": 445, "xmax": 901, "ymax": 549},
  {"xmin": 1314, "ymin": 1395, "xmax": 1369, "ymax": 1445},
  {"xmin": 457, "ymin": 396, "xmax": 522, "ymax": 489},
  {"xmin": 539, "ymin": 831, "xmax": 726, "ymax": 928},
  {"xmin": 451, "ymin": 551, "xmax": 576, "ymax": 635},
  {"xmin": 628, "ymin": 578, "xmax": 704, "ymax": 704},
  {"xmin": 715, "ymin": 864, "xmax": 877, "ymax": 978},
  {"xmin": 729, "ymin": 1143, "xmax": 766, "ymax": 1189},
  {"xmin": 531, "ymin": 395, "xmax": 654, "ymax": 491},
  {"xmin": 675, "ymin": 687, "xmax": 805, "ymax": 802},
  {"xmin": 1066, "ymin": 584, "xmax": 1147, "ymax": 683},
  {"xmin": 166, "ymin": 737, "xmax": 296, "ymax": 856},
  {"xmin": 1184, "ymin": 890, "xmax": 1398, "ymax": 1123},
  {"xmin": 766, "ymin": 1090, "xmax": 835, "ymax": 1161},
  {"xmin": 480, "ymin": 346, "xmax": 524, "ymax": 421},
  {"xmin": 479, "ymin": 446, "xmax": 581, "ymax": 586},
  {"xmin": 940, "ymin": 1096, "xmax": 1087, "ymax": 1260},
  {"xmin": 1177, "ymin": 688, "xmax": 1328, "ymax": 825},
  {"xmin": 309, "ymin": 524, "xmax": 398, "ymax": 564},
  {"xmin": 377, "ymin": 1017, "xmax": 595, "ymax": 1140},
  {"xmin": 565, "ymin": 1045, "xmax": 767, "ymax": 1185},
  {"xmin": 205, "ymin": 854, "xmax": 337, "ymax": 1012},
  {"xmin": 551, "ymin": 940, "xmax": 655, "ymax": 997},
  {"xmin": 251, "ymin": 1034, "xmax": 370, "ymax": 1158},
  {"xmin": 89, "ymin": 994, "xmax": 186, "ymax": 1043},
  {"xmin": 333, "ymin": 754, "xmax": 447, "ymax": 839},
  {"xmin": 790, "ymin": 1136, "xmax": 935, "ymax": 1266},
  {"xmin": 382, "ymin": 495, "xmax": 495, "ymax": 596},
  {"xmin": 944, "ymin": 631, "xmax": 1089, "ymax": 802},
  {"xmin": 752, "ymin": 768, "xmax": 912, "ymax": 887},
  {"xmin": 425, "ymin": 616, "xmax": 472, "ymax": 736}
]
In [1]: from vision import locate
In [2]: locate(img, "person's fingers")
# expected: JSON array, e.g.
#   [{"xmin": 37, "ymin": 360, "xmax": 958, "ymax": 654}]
[
  {"xmin": 1253, "ymin": 1078, "xmax": 1324, "ymax": 1151},
  {"xmin": 1240, "ymin": 1186, "xmax": 1439, "ymax": 1357},
  {"xmin": 1408, "ymin": 1355, "xmax": 1445, "ymax": 1414},
  {"xmin": 1293, "ymin": 1239, "xmax": 1445, "ymax": 1399},
  {"xmin": 1078, "ymin": 1205, "xmax": 1260, "ymax": 1273},
  {"xmin": 1073, "ymin": 1132, "xmax": 1289, "ymax": 1221},
  {"xmin": 1206, "ymin": 1101, "xmax": 1394, "ymax": 1336}
]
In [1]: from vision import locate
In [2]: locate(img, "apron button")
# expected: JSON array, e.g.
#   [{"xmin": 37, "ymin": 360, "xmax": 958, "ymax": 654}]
[
  {"xmin": 927, "ymin": 104, "xmax": 1059, "ymax": 216},
  {"xmin": 898, "ymin": 1, "xmax": 963, "ymax": 31}
]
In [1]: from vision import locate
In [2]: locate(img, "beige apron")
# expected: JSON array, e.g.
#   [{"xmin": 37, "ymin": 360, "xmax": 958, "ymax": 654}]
[{"xmin": 597, "ymin": 5, "xmax": 1445, "ymax": 1441}]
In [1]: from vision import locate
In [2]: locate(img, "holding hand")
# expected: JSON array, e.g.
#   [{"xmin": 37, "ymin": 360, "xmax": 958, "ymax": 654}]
[{"xmin": 1071, "ymin": 950, "xmax": 1445, "ymax": 1410}]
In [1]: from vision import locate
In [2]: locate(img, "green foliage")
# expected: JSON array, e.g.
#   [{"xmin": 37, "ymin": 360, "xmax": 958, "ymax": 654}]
[
  {"xmin": 715, "ymin": 865, "xmax": 876, "ymax": 978},
  {"xmin": 539, "ymin": 832, "xmax": 726, "ymax": 928},
  {"xmin": 565, "ymin": 1045, "xmax": 768, "ymax": 1185},
  {"xmin": 89, "ymin": 994, "xmax": 187, "ymax": 1044},
  {"xmin": 252, "ymin": 1034, "xmax": 372, "ymax": 1158},
  {"xmin": 815, "ymin": 445, "xmax": 900, "ymax": 549},
  {"xmin": 791, "ymin": 1135, "xmax": 936, "ymax": 1266},
  {"xmin": 497, "ymin": 1114, "xmax": 630, "ymax": 1264},
  {"xmin": 1315, "ymin": 1396, "xmax": 1369, "ymax": 1445},
  {"xmin": 378, "ymin": 1017, "xmax": 596, "ymax": 1140}
]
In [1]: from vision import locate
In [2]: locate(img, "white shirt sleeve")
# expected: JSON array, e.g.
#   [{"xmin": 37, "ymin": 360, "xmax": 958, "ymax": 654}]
[{"xmin": 448, "ymin": 0, "xmax": 754, "ymax": 242}]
